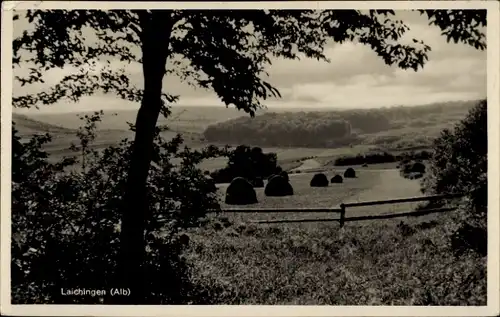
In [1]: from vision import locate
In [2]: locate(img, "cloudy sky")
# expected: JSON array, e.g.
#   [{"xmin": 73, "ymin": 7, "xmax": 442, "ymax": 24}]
[{"xmin": 12, "ymin": 10, "xmax": 486, "ymax": 113}]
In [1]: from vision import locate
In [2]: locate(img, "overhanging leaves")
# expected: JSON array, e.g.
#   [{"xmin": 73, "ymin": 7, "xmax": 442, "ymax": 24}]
[{"xmin": 13, "ymin": 9, "xmax": 487, "ymax": 115}]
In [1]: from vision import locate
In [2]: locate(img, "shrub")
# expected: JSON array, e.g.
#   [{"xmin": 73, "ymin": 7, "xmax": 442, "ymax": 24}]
[
  {"xmin": 279, "ymin": 170, "xmax": 289, "ymax": 182},
  {"xmin": 401, "ymin": 162, "xmax": 413, "ymax": 174},
  {"xmin": 210, "ymin": 145, "xmax": 281, "ymax": 184},
  {"xmin": 422, "ymin": 100, "xmax": 487, "ymax": 255},
  {"xmin": 264, "ymin": 175, "xmax": 294, "ymax": 196},
  {"xmin": 411, "ymin": 162, "xmax": 426, "ymax": 174},
  {"xmin": 204, "ymin": 175, "xmax": 217, "ymax": 191},
  {"xmin": 225, "ymin": 177, "xmax": 258, "ymax": 205},
  {"xmin": 11, "ymin": 112, "xmax": 224, "ymax": 304},
  {"xmin": 310, "ymin": 173, "xmax": 329, "ymax": 187},
  {"xmin": 344, "ymin": 167, "xmax": 356, "ymax": 178},
  {"xmin": 407, "ymin": 172, "xmax": 424, "ymax": 180},
  {"xmin": 331, "ymin": 174, "xmax": 343, "ymax": 183}
]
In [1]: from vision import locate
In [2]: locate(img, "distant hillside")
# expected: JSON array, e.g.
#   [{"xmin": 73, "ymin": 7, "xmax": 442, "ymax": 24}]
[
  {"xmin": 202, "ymin": 100, "xmax": 481, "ymax": 149},
  {"xmin": 23, "ymin": 106, "xmax": 252, "ymax": 133},
  {"xmin": 12, "ymin": 113, "xmax": 75, "ymax": 137}
]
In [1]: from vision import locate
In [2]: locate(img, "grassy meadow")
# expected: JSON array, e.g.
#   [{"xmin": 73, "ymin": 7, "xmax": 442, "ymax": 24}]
[
  {"xmin": 185, "ymin": 212, "xmax": 486, "ymax": 305},
  {"xmin": 182, "ymin": 167, "xmax": 483, "ymax": 305},
  {"xmin": 12, "ymin": 102, "xmax": 486, "ymax": 305}
]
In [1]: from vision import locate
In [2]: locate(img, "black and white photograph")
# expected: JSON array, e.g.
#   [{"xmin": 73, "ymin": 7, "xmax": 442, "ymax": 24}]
[{"xmin": 1, "ymin": 1, "xmax": 499, "ymax": 316}]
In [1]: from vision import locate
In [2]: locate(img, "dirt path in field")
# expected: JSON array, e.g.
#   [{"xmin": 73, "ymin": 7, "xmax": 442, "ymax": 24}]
[{"xmin": 290, "ymin": 159, "xmax": 322, "ymax": 173}]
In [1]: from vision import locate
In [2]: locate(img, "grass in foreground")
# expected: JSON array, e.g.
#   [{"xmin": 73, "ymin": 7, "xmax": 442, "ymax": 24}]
[{"xmin": 184, "ymin": 213, "xmax": 486, "ymax": 305}]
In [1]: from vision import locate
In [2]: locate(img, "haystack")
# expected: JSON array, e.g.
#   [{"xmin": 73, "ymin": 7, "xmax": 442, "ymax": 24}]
[
  {"xmin": 330, "ymin": 174, "xmax": 343, "ymax": 184},
  {"xmin": 225, "ymin": 177, "xmax": 258, "ymax": 205},
  {"xmin": 344, "ymin": 167, "xmax": 356, "ymax": 178},
  {"xmin": 264, "ymin": 175, "xmax": 294, "ymax": 196},
  {"xmin": 310, "ymin": 173, "xmax": 329, "ymax": 187}
]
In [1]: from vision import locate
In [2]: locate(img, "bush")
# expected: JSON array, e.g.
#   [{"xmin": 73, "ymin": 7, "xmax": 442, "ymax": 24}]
[
  {"xmin": 310, "ymin": 173, "xmax": 329, "ymax": 187},
  {"xmin": 344, "ymin": 168, "xmax": 356, "ymax": 178},
  {"xmin": 210, "ymin": 145, "xmax": 281, "ymax": 184},
  {"xmin": 264, "ymin": 175, "xmax": 294, "ymax": 197},
  {"xmin": 11, "ymin": 112, "xmax": 224, "ymax": 304},
  {"xmin": 334, "ymin": 150, "xmax": 432, "ymax": 167},
  {"xmin": 204, "ymin": 175, "xmax": 217, "ymax": 191},
  {"xmin": 331, "ymin": 174, "xmax": 343, "ymax": 183},
  {"xmin": 400, "ymin": 162, "xmax": 426, "ymax": 179},
  {"xmin": 422, "ymin": 100, "xmax": 487, "ymax": 255},
  {"xmin": 411, "ymin": 162, "xmax": 426, "ymax": 174},
  {"xmin": 408, "ymin": 172, "xmax": 423, "ymax": 180},
  {"xmin": 225, "ymin": 177, "xmax": 258, "ymax": 205}
]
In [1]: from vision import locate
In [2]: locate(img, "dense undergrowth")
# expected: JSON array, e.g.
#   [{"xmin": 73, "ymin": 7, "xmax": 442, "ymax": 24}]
[
  {"xmin": 11, "ymin": 111, "xmax": 225, "ymax": 304},
  {"xmin": 185, "ymin": 214, "xmax": 486, "ymax": 305}
]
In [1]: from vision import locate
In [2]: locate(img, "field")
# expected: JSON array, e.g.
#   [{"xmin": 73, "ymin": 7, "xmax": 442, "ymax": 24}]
[
  {"xmin": 184, "ymin": 211, "xmax": 486, "ymax": 305},
  {"xmin": 11, "ymin": 104, "xmax": 486, "ymax": 305},
  {"xmin": 178, "ymin": 165, "xmax": 485, "ymax": 305}
]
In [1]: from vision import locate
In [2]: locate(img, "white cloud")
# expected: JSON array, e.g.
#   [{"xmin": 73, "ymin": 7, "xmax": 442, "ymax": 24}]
[{"xmin": 13, "ymin": 9, "xmax": 487, "ymax": 113}]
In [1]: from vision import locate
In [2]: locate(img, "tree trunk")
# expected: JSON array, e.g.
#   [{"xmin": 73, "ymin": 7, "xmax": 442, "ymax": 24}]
[{"xmin": 117, "ymin": 11, "xmax": 173, "ymax": 304}]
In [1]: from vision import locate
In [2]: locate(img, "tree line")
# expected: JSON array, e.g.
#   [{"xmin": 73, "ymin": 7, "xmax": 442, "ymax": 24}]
[
  {"xmin": 202, "ymin": 101, "xmax": 477, "ymax": 148},
  {"xmin": 209, "ymin": 145, "xmax": 282, "ymax": 184},
  {"xmin": 333, "ymin": 150, "xmax": 432, "ymax": 166}
]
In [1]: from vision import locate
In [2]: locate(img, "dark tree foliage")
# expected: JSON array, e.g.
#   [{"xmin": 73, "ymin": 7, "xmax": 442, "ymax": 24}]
[
  {"xmin": 203, "ymin": 111, "xmax": 386, "ymax": 147},
  {"xmin": 202, "ymin": 101, "xmax": 478, "ymax": 148},
  {"xmin": 419, "ymin": 10, "xmax": 486, "ymax": 50},
  {"xmin": 12, "ymin": 8, "xmax": 487, "ymax": 303},
  {"xmin": 11, "ymin": 113, "xmax": 224, "ymax": 304},
  {"xmin": 422, "ymin": 101, "xmax": 487, "ymax": 205},
  {"xmin": 334, "ymin": 150, "xmax": 431, "ymax": 166},
  {"xmin": 211, "ymin": 145, "xmax": 279, "ymax": 184},
  {"xmin": 422, "ymin": 100, "xmax": 487, "ymax": 255}
]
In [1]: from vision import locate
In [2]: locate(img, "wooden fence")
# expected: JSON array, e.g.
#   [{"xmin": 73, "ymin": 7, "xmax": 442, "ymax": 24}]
[{"xmin": 213, "ymin": 193, "xmax": 465, "ymax": 227}]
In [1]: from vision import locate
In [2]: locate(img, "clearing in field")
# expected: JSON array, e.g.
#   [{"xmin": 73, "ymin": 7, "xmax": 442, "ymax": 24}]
[{"xmin": 216, "ymin": 167, "xmax": 422, "ymax": 223}]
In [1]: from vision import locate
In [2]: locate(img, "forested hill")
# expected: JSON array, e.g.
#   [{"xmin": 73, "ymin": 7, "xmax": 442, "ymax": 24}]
[
  {"xmin": 202, "ymin": 100, "xmax": 480, "ymax": 148},
  {"xmin": 12, "ymin": 113, "xmax": 75, "ymax": 137}
]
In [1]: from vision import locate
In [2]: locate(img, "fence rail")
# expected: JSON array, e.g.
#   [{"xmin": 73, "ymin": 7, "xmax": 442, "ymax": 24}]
[
  {"xmin": 213, "ymin": 193, "xmax": 465, "ymax": 227},
  {"xmin": 341, "ymin": 193, "xmax": 464, "ymax": 208},
  {"xmin": 217, "ymin": 207, "xmax": 342, "ymax": 213},
  {"xmin": 251, "ymin": 207, "xmax": 457, "ymax": 224}
]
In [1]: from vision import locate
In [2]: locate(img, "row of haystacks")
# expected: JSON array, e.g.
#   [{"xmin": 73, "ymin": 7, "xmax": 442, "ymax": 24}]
[
  {"xmin": 225, "ymin": 170, "xmax": 294, "ymax": 205},
  {"xmin": 309, "ymin": 167, "xmax": 356, "ymax": 187},
  {"xmin": 224, "ymin": 167, "xmax": 358, "ymax": 205}
]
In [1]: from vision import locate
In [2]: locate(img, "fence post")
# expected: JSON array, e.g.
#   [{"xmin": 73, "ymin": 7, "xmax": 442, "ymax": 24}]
[{"xmin": 339, "ymin": 203, "xmax": 346, "ymax": 228}]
